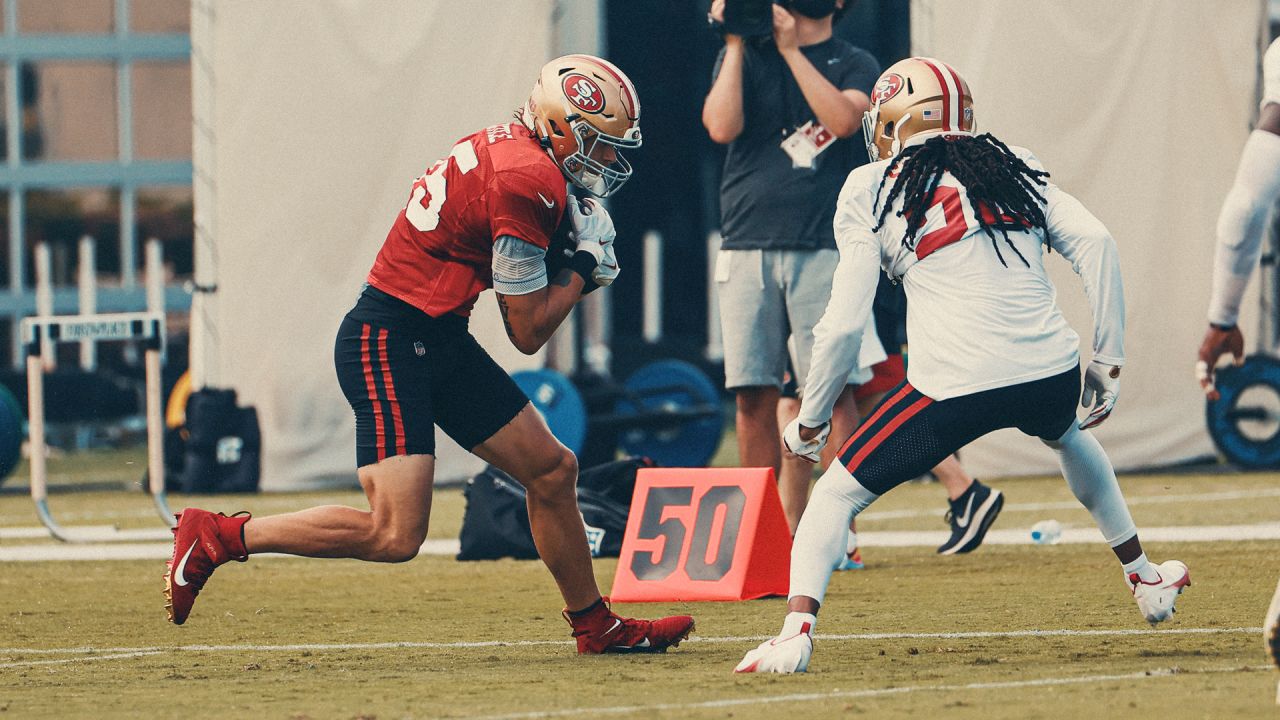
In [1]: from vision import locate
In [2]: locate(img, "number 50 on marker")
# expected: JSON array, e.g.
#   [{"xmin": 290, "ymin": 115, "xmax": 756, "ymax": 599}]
[{"xmin": 610, "ymin": 468, "xmax": 792, "ymax": 603}]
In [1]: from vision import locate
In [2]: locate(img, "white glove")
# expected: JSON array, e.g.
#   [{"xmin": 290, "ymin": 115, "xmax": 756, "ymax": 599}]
[
  {"xmin": 1079, "ymin": 360, "xmax": 1120, "ymax": 430},
  {"xmin": 592, "ymin": 234, "xmax": 619, "ymax": 287},
  {"xmin": 569, "ymin": 195, "xmax": 615, "ymax": 256},
  {"xmin": 783, "ymin": 417, "xmax": 830, "ymax": 464}
]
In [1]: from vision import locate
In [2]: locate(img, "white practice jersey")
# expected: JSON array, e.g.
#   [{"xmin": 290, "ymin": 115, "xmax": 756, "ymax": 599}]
[{"xmin": 797, "ymin": 144, "xmax": 1125, "ymax": 427}]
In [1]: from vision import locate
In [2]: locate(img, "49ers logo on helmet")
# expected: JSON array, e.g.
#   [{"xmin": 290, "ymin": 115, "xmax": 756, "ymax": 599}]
[
  {"xmin": 562, "ymin": 73, "xmax": 605, "ymax": 114},
  {"xmin": 872, "ymin": 73, "xmax": 904, "ymax": 105}
]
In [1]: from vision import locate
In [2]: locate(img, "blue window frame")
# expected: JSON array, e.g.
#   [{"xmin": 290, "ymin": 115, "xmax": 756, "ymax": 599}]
[{"xmin": 0, "ymin": 0, "xmax": 191, "ymax": 366}]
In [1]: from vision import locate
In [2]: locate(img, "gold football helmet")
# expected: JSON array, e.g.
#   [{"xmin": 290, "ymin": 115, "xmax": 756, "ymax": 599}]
[
  {"xmin": 862, "ymin": 57, "xmax": 975, "ymax": 162},
  {"xmin": 522, "ymin": 54, "xmax": 641, "ymax": 198}
]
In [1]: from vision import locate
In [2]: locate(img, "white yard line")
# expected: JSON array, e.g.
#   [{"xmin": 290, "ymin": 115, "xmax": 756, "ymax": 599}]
[
  {"xmin": 0, "ymin": 626, "xmax": 1261, "ymax": 656},
  {"xmin": 467, "ymin": 664, "xmax": 1273, "ymax": 720},
  {"xmin": 0, "ymin": 650, "xmax": 162, "ymax": 670}
]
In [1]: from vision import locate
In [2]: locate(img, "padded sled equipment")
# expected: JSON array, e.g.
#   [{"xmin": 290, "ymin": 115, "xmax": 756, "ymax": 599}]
[{"xmin": 1207, "ymin": 354, "xmax": 1280, "ymax": 468}]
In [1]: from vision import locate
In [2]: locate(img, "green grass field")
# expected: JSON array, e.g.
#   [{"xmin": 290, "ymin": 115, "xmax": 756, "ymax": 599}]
[{"xmin": 1, "ymin": 448, "xmax": 1278, "ymax": 719}]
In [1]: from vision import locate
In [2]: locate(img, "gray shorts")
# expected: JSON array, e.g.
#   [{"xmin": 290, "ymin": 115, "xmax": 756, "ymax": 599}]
[{"xmin": 715, "ymin": 248, "xmax": 874, "ymax": 391}]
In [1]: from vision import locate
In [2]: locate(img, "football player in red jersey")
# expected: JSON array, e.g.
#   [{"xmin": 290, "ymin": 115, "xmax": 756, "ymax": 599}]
[{"xmin": 163, "ymin": 55, "xmax": 695, "ymax": 654}]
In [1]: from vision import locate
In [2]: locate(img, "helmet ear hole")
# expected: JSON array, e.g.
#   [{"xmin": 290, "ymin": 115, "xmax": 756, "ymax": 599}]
[
  {"xmin": 548, "ymin": 119, "xmax": 567, "ymax": 138},
  {"xmin": 883, "ymin": 121, "xmax": 895, "ymax": 138}
]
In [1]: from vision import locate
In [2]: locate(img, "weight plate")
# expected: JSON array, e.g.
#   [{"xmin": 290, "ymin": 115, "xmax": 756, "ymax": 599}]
[
  {"xmin": 1206, "ymin": 354, "xmax": 1280, "ymax": 468},
  {"xmin": 511, "ymin": 368, "xmax": 587, "ymax": 456},
  {"xmin": 616, "ymin": 359, "xmax": 722, "ymax": 467},
  {"xmin": 0, "ymin": 383, "xmax": 22, "ymax": 483}
]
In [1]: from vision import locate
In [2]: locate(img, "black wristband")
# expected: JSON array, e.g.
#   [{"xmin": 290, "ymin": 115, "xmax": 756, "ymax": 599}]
[
  {"xmin": 1210, "ymin": 322, "xmax": 1237, "ymax": 332},
  {"xmin": 569, "ymin": 250, "xmax": 597, "ymax": 287}
]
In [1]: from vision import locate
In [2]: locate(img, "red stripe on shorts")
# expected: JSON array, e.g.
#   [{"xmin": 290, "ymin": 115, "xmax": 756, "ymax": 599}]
[
  {"xmin": 837, "ymin": 383, "xmax": 915, "ymax": 457},
  {"xmin": 378, "ymin": 328, "xmax": 404, "ymax": 455},
  {"xmin": 845, "ymin": 395, "xmax": 934, "ymax": 474},
  {"xmin": 360, "ymin": 323, "xmax": 386, "ymax": 461}
]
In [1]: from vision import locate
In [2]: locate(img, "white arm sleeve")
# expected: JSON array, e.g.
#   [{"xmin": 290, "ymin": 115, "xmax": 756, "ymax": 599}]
[
  {"xmin": 797, "ymin": 173, "xmax": 883, "ymax": 428},
  {"xmin": 1044, "ymin": 184, "xmax": 1126, "ymax": 366},
  {"xmin": 1207, "ymin": 129, "xmax": 1280, "ymax": 326},
  {"xmin": 491, "ymin": 234, "xmax": 548, "ymax": 295},
  {"xmin": 797, "ymin": 242, "xmax": 880, "ymax": 428}
]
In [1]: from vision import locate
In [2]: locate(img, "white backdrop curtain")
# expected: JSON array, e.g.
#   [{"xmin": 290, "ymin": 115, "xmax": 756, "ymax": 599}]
[
  {"xmin": 911, "ymin": 0, "xmax": 1267, "ymax": 475},
  {"xmin": 191, "ymin": 1, "xmax": 556, "ymax": 489}
]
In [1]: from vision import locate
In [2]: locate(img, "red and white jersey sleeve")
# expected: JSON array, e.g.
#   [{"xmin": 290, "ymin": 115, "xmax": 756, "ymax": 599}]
[
  {"xmin": 366, "ymin": 124, "xmax": 566, "ymax": 317},
  {"xmin": 816, "ymin": 145, "xmax": 1124, "ymax": 402}
]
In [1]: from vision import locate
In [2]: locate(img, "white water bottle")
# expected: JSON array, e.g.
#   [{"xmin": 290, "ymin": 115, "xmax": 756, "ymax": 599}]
[{"xmin": 1030, "ymin": 519, "xmax": 1062, "ymax": 545}]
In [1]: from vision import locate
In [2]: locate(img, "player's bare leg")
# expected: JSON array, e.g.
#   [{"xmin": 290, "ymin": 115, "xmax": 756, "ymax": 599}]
[
  {"xmin": 244, "ymin": 454, "xmax": 433, "ymax": 561},
  {"xmin": 776, "ymin": 395, "xmax": 811, "ymax": 534},
  {"xmin": 933, "ymin": 454, "xmax": 972, "ymax": 500},
  {"xmin": 164, "ymin": 455, "xmax": 434, "ymax": 624},
  {"xmin": 736, "ymin": 385, "xmax": 782, "ymax": 472},
  {"xmin": 473, "ymin": 404, "xmax": 598, "ymax": 610},
  {"xmin": 474, "ymin": 402, "xmax": 694, "ymax": 653}
]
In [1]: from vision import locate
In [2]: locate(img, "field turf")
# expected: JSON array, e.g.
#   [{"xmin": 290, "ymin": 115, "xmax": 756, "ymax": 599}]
[{"xmin": 0, "ymin": 448, "xmax": 1277, "ymax": 719}]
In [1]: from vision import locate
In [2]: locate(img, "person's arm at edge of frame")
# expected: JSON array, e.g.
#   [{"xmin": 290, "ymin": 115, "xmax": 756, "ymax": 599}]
[
  {"xmin": 702, "ymin": 0, "xmax": 746, "ymax": 144},
  {"xmin": 1198, "ymin": 102, "xmax": 1280, "ymax": 398},
  {"xmin": 794, "ymin": 178, "xmax": 882, "ymax": 441},
  {"xmin": 772, "ymin": 4, "xmax": 865, "ymax": 138}
]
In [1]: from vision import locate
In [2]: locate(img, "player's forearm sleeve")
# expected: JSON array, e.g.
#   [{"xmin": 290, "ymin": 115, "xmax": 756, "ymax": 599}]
[
  {"xmin": 1208, "ymin": 129, "xmax": 1280, "ymax": 326},
  {"xmin": 1046, "ymin": 189, "xmax": 1125, "ymax": 366},
  {"xmin": 797, "ymin": 241, "xmax": 880, "ymax": 428}
]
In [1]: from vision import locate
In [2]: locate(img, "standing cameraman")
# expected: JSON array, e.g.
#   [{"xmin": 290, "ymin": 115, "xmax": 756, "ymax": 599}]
[{"xmin": 703, "ymin": 0, "xmax": 881, "ymax": 530}]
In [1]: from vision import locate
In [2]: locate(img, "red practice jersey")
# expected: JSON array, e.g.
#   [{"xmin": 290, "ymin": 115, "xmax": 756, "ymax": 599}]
[{"xmin": 367, "ymin": 123, "xmax": 568, "ymax": 317}]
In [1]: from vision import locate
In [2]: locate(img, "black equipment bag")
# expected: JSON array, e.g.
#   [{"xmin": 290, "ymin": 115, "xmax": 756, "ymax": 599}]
[
  {"xmin": 172, "ymin": 388, "xmax": 262, "ymax": 494},
  {"xmin": 457, "ymin": 456, "xmax": 654, "ymax": 561}
]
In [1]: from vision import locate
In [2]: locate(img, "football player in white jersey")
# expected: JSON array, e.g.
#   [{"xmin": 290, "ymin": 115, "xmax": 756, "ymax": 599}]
[
  {"xmin": 1197, "ymin": 36, "xmax": 1280, "ymax": 701},
  {"xmin": 736, "ymin": 57, "xmax": 1189, "ymax": 675}
]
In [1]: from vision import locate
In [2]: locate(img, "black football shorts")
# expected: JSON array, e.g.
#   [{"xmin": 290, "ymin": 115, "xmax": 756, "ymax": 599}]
[
  {"xmin": 836, "ymin": 366, "xmax": 1080, "ymax": 494},
  {"xmin": 334, "ymin": 286, "xmax": 529, "ymax": 468}
]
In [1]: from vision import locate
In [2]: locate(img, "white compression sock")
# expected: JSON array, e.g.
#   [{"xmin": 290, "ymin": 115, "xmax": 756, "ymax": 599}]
[
  {"xmin": 788, "ymin": 463, "xmax": 880, "ymax": 606},
  {"xmin": 781, "ymin": 611, "xmax": 817, "ymax": 637},
  {"xmin": 1122, "ymin": 553, "xmax": 1159, "ymax": 584},
  {"xmin": 1042, "ymin": 424, "xmax": 1137, "ymax": 547}
]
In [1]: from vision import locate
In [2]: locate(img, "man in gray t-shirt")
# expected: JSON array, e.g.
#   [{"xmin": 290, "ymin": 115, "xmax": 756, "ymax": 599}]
[{"xmin": 704, "ymin": 0, "xmax": 879, "ymax": 533}]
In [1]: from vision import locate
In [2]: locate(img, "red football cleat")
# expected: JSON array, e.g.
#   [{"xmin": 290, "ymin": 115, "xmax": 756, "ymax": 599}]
[
  {"xmin": 564, "ymin": 597, "xmax": 694, "ymax": 654},
  {"xmin": 164, "ymin": 508, "xmax": 250, "ymax": 625}
]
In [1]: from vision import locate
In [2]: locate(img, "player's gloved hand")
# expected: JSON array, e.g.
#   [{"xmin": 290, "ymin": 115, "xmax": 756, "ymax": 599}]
[
  {"xmin": 783, "ymin": 418, "xmax": 830, "ymax": 464},
  {"xmin": 1079, "ymin": 360, "xmax": 1121, "ymax": 430},
  {"xmin": 1195, "ymin": 323, "xmax": 1244, "ymax": 401},
  {"xmin": 592, "ymin": 237, "xmax": 620, "ymax": 287},
  {"xmin": 568, "ymin": 196, "xmax": 619, "ymax": 287}
]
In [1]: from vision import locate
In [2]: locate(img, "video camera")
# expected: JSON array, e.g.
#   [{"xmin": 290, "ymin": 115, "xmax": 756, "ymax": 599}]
[
  {"xmin": 714, "ymin": 0, "xmax": 848, "ymax": 38},
  {"xmin": 720, "ymin": 0, "xmax": 774, "ymax": 38}
]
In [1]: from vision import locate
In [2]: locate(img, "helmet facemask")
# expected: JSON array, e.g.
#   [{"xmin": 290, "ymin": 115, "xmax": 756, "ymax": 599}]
[
  {"xmin": 523, "ymin": 54, "xmax": 643, "ymax": 199},
  {"xmin": 562, "ymin": 116, "xmax": 640, "ymax": 198}
]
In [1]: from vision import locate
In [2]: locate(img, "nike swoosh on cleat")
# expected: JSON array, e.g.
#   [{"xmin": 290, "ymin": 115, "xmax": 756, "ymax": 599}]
[
  {"xmin": 955, "ymin": 494, "xmax": 976, "ymax": 528},
  {"xmin": 603, "ymin": 618, "xmax": 622, "ymax": 636},
  {"xmin": 173, "ymin": 542, "xmax": 196, "ymax": 587}
]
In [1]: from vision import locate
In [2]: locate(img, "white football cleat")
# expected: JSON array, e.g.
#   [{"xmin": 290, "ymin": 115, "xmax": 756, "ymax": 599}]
[
  {"xmin": 1129, "ymin": 560, "xmax": 1190, "ymax": 625},
  {"xmin": 1264, "ymin": 576, "xmax": 1280, "ymax": 704},
  {"xmin": 734, "ymin": 622, "xmax": 814, "ymax": 674}
]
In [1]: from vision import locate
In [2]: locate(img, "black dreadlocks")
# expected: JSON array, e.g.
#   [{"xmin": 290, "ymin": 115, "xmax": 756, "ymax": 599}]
[{"xmin": 872, "ymin": 133, "xmax": 1051, "ymax": 268}]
